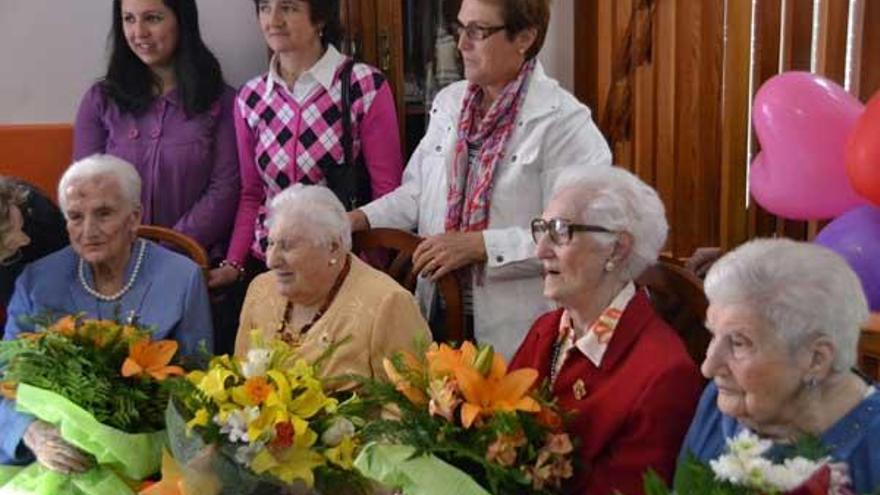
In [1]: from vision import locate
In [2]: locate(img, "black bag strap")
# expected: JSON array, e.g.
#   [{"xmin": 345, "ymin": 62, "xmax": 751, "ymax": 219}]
[{"xmin": 339, "ymin": 59, "xmax": 356, "ymax": 209}]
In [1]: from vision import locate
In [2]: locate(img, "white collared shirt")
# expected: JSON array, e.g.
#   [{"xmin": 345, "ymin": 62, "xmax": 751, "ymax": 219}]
[
  {"xmin": 266, "ymin": 44, "xmax": 346, "ymax": 104},
  {"xmin": 552, "ymin": 282, "xmax": 637, "ymax": 377}
]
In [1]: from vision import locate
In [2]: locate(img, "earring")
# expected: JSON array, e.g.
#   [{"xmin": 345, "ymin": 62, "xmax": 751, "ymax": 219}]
[
  {"xmin": 604, "ymin": 260, "xmax": 616, "ymax": 272},
  {"xmin": 329, "ymin": 258, "xmax": 338, "ymax": 266},
  {"xmin": 805, "ymin": 376, "xmax": 818, "ymax": 389}
]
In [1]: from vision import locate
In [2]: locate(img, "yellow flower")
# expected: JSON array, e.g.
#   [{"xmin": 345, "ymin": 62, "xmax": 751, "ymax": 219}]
[
  {"xmin": 325, "ymin": 436, "xmax": 356, "ymax": 469},
  {"xmin": 186, "ymin": 409, "xmax": 210, "ymax": 430},
  {"xmin": 250, "ymin": 427, "xmax": 323, "ymax": 485},
  {"xmin": 197, "ymin": 368, "xmax": 236, "ymax": 403}
]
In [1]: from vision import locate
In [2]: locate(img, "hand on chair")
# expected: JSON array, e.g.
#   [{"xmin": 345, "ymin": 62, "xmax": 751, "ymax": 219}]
[{"xmin": 412, "ymin": 232, "xmax": 487, "ymax": 281}]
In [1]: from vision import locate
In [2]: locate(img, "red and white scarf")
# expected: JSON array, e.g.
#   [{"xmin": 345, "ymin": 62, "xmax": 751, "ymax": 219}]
[{"xmin": 445, "ymin": 59, "xmax": 536, "ymax": 233}]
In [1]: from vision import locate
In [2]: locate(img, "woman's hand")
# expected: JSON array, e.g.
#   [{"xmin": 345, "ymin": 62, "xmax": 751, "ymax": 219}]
[
  {"xmin": 208, "ymin": 265, "xmax": 240, "ymax": 289},
  {"xmin": 22, "ymin": 420, "xmax": 92, "ymax": 474},
  {"xmin": 412, "ymin": 232, "xmax": 487, "ymax": 281},
  {"xmin": 348, "ymin": 210, "xmax": 370, "ymax": 232}
]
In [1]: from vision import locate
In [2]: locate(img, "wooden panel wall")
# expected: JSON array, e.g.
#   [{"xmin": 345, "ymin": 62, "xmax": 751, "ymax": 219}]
[{"xmin": 575, "ymin": 0, "xmax": 880, "ymax": 257}]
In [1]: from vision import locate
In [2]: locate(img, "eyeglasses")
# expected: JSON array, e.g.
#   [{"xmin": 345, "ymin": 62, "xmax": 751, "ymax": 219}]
[
  {"xmin": 530, "ymin": 218, "xmax": 613, "ymax": 246},
  {"xmin": 449, "ymin": 20, "xmax": 507, "ymax": 42}
]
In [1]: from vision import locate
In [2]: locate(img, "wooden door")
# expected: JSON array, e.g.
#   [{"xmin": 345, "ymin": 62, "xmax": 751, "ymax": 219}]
[{"xmin": 340, "ymin": 0, "xmax": 406, "ymax": 144}]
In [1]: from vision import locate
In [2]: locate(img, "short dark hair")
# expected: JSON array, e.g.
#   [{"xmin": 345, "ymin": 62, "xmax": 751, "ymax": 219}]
[
  {"xmin": 495, "ymin": 0, "xmax": 552, "ymax": 60},
  {"xmin": 252, "ymin": 0, "xmax": 344, "ymax": 48},
  {"xmin": 0, "ymin": 177, "xmax": 28, "ymax": 234},
  {"xmin": 103, "ymin": 0, "xmax": 225, "ymax": 116}
]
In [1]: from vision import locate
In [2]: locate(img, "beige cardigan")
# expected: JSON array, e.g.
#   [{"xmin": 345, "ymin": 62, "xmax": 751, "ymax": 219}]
[{"xmin": 235, "ymin": 256, "xmax": 430, "ymax": 382}]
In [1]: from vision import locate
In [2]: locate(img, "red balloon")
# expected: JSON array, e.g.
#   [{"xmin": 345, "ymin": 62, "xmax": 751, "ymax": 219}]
[{"xmin": 847, "ymin": 91, "xmax": 880, "ymax": 206}]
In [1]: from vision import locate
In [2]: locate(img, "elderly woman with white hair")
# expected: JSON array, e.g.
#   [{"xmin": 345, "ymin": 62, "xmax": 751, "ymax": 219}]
[
  {"xmin": 509, "ymin": 167, "xmax": 703, "ymax": 494},
  {"xmin": 1, "ymin": 154, "xmax": 213, "ymax": 471},
  {"xmin": 680, "ymin": 239, "xmax": 879, "ymax": 493},
  {"xmin": 235, "ymin": 184, "xmax": 429, "ymax": 382}
]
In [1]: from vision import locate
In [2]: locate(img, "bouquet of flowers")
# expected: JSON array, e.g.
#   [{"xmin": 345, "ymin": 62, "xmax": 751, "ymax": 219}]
[
  {"xmin": 0, "ymin": 314, "xmax": 181, "ymax": 495},
  {"xmin": 644, "ymin": 430, "xmax": 855, "ymax": 495},
  {"xmin": 353, "ymin": 341, "xmax": 574, "ymax": 495},
  {"xmin": 162, "ymin": 332, "xmax": 368, "ymax": 495}
]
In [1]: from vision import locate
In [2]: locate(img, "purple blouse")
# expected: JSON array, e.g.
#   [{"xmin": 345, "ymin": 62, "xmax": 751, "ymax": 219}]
[{"xmin": 73, "ymin": 83, "xmax": 240, "ymax": 258}]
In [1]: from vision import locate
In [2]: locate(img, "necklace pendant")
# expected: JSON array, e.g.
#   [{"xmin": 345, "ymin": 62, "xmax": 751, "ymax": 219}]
[{"xmin": 572, "ymin": 379, "xmax": 587, "ymax": 400}]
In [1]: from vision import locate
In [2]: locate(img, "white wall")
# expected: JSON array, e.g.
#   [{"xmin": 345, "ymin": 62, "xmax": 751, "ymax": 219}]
[
  {"xmin": 0, "ymin": 0, "xmax": 573, "ymax": 124},
  {"xmin": 0, "ymin": 0, "xmax": 266, "ymax": 124},
  {"xmin": 538, "ymin": 0, "xmax": 574, "ymax": 92}
]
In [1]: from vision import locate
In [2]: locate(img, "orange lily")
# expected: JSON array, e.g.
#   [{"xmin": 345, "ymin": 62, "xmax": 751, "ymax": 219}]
[
  {"xmin": 425, "ymin": 342, "xmax": 470, "ymax": 378},
  {"xmin": 122, "ymin": 340, "xmax": 185, "ymax": 381},
  {"xmin": 453, "ymin": 350, "xmax": 540, "ymax": 428},
  {"xmin": 0, "ymin": 381, "xmax": 17, "ymax": 400},
  {"xmin": 139, "ymin": 449, "xmax": 220, "ymax": 495},
  {"xmin": 50, "ymin": 315, "xmax": 77, "ymax": 337},
  {"xmin": 382, "ymin": 352, "xmax": 428, "ymax": 405}
]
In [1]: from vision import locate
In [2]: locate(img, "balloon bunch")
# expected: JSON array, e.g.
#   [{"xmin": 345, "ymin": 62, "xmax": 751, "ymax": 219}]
[{"xmin": 750, "ymin": 72, "xmax": 880, "ymax": 311}]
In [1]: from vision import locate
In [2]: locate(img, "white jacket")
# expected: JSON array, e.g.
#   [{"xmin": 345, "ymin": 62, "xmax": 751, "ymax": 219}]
[{"xmin": 362, "ymin": 63, "xmax": 612, "ymax": 359}]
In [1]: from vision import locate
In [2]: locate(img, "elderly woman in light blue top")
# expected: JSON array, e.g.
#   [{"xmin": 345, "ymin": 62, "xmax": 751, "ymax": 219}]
[
  {"xmin": 1, "ymin": 154, "xmax": 213, "ymax": 473},
  {"xmin": 680, "ymin": 239, "xmax": 880, "ymax": 493}
]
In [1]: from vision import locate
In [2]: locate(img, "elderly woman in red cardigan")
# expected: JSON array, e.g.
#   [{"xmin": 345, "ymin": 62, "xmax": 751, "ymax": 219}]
[{"xmin": 509, "ymin": 166, "xmax": 704, "ymax": 494}]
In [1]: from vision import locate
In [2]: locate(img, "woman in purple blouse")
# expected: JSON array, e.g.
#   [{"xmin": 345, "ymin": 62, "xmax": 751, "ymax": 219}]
[{"xmin": 73, "ymin": 0, "xmax": 239, "ymax": 260}]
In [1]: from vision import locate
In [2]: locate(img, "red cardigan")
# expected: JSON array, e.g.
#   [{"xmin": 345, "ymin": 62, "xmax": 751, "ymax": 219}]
[{"xmin": 510, "ymin": 291, "xmax": 704, "ymax": 495}]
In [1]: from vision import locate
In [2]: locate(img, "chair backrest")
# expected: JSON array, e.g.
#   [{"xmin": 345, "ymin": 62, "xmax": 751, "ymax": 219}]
[
  {"xmin": 0, "ymin": 124, "xmax": 73, "ymax": 203},
  {"xmin": 352, "ymin": 228, "xmax": 465, "ymax": 343},
  {"xmin": 136, "ymin": 225, "xmax": 209, "ymax": 277},
  {"xmin": 859, "ymin": 313, "xmax": 880, "ymax": 381},
  {"xmin": 636, "ymin": 255, "xmax": 711, "ymax": 366}
]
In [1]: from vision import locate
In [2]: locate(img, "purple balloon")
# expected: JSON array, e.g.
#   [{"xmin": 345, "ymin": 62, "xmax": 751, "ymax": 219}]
[{"xmin": 814, "ymin": 205, "xmax": 880, "ymax": 311}]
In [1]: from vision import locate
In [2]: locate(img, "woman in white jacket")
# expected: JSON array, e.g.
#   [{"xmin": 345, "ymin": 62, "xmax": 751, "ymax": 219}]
[{"xmin": 350, "ymin": 0, "xmax": 611, "ymax": 359}]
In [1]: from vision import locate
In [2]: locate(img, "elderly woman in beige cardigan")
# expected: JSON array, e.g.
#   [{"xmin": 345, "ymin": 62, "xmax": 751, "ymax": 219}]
[{"xmin": 235, "ymin": 184, "xmax": 429, "ymax": 383}]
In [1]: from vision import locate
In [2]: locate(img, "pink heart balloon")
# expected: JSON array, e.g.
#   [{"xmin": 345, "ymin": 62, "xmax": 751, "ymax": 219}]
[{"xmin": 751, "ymin": 71, "xmax": 865, "ymax": 219}]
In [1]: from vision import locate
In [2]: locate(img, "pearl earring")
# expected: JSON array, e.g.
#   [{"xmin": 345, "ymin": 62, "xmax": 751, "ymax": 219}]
[
  {"xmin": 329, "ymin": 258, "xmax": 338, "ymax": 266},
  {"xmin": 604, "ymin": 260, "xmax": 615, "ymax": 272}
]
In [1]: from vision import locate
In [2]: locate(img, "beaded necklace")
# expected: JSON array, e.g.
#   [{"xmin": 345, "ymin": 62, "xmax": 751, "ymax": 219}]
[
  {"xmin": 78, "ymin": 240, "xmax": 147, "ymax": 302},
  {"xmin": 276, "ymin": 255, "xmax": 351, "ymax": 346}
]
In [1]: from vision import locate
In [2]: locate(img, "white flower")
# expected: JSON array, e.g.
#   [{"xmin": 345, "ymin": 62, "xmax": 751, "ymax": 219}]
[
  {"xmin": 215, "ymin": 406, "xmax": 260, "ymax": 443},
  {"xmin": 234, "ymin": 441, "xmax": 265, "ymax": 466},
  {"xmin": 726, "ymin": 430, "xmax": 773, "ymax": 459},
  {"xmin": 321, "ymin": 417, "xmax": 355, "ymax": 447},
  {"xmin": 241, "ymin": 348, "xmax": 272, "ymax": 378}
]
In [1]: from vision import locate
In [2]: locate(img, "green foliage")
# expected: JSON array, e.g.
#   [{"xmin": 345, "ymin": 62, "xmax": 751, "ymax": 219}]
[
  {"xmin": 353, "ymin": 376, "xmax": 561, "ymax": 495},
  {"xmin": 0, "ymin": 322, "xmax": 169, "ymax": 433}
]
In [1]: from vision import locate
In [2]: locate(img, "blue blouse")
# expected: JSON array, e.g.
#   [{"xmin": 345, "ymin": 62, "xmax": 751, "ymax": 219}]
[
  {"xmin": 0, "ymin": 241, "xmax": 213, "ymax": 464},
  {"xmin": 680, "ymin": 382, "xmax": 880, "ymax": 493}
]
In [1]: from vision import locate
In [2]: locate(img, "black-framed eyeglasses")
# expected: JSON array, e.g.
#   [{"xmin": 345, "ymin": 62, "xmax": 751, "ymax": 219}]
[
  {"xmin": 530, "ymin": 218, "xmax": 613, "ymax": 246},
  {"xmin": 449, "ymin": 20, "xmax": 507, "ymax": 42}
]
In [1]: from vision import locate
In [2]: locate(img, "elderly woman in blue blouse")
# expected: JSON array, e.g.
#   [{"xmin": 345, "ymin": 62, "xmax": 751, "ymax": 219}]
[
  {"xmin": 1, "ymin": 154, "xmax": 213, "ymax": 473},
  {"xmin": 680, "ymin": 239, "xmax": 879, "ymax": 493}
]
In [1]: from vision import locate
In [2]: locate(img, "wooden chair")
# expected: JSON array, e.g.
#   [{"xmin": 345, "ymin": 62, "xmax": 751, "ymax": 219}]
[
  {"xmin": 352, "ymin": 228, "xmax": 466, "ymax": 344},
  {"xmin": 859, "ymin": 312, "xmax": 880, "ymax": 381},
  {"xmin": 636, "ymin": 255, "xmax": 711, "ymax": 366},
  {"xmin": 0, "ymin": 124, "xmax": 73, "ymax": 203},
  {"xmin": 136, "ymin": 225, "xmax": 209, "ymax": 277}
]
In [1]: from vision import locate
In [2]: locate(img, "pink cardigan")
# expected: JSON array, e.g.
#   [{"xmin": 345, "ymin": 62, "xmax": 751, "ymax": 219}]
[{"xmin": 227, "ymin": 62, "xmax": 402, "ymax": 264}]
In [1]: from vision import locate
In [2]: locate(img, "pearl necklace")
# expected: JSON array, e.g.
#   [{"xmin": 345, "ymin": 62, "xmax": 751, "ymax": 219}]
[{"xmin": 78, "ymin": 240, "xmax": 147, "ymax": 302}]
